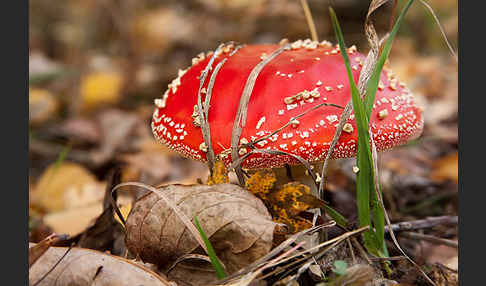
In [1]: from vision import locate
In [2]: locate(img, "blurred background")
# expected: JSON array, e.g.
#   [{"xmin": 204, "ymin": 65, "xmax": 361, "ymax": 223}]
[{"xmin": 29, "ymin": 0, "xmax": 457, "ymax": 270}]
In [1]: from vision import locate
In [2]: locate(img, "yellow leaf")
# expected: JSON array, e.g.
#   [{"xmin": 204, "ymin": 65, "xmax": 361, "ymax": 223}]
[
  {"xmin": 114, "ymin": 203, "xmax": 132, "ymax": 225},
  {"xmin": 245, "ymin": 170, "xmax": 276, "ymax": 200},
  {"xmin": 80, "ymin": 72, "xmax": 123, "ymax": 110},
  {"xmin": 32, "ymin": 162, "xmax": 101, "ymax": 212}
]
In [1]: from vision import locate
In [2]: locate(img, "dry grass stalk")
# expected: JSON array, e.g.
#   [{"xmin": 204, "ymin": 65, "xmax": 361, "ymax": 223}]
[
  {"xmin": 230, "ymin": 44, "xmax": 291, "ymax": 185},
  {"xmin": 299, "ymin": 0, "xmax": 319, "ymax": 42}
]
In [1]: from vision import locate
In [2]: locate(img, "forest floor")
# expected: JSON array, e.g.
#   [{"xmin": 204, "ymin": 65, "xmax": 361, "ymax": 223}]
[{"xmin": 29, "ymin": 0, "xmax": 458, "ymax": 285}]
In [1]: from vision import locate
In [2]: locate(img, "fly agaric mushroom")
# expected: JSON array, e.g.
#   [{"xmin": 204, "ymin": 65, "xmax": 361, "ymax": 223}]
[{"xmin": 151, "ymin": 40, "xmax": 423, "ymax": 171}]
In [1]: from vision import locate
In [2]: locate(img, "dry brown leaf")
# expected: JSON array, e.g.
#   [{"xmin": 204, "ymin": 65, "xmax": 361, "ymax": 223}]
[
  {"xmin": 29, "ymin": 244, "xmax": 173, "ymax": 286},
  {"xmin": 57, "ymin": 117, "xmax": 102, "ymax": 145},
  {"xmin": 29, "ymin": 234, "xmax": 67, "ymax": 267},
  {"xmin": 97, "ymin": 109, "xmax": 139, "ymax": 153},
  {"xmin": 423, "ymin": 242, "xmax": 458, "ymax": 269},
  {"xmin": 90, "ymin": 109, "xmax": 140, "ymax": 165},
  {"xmin": 167, "ymin": 257, "xmax": 221, "ymax": 286},
  {"xmin": 121, "ymin": 138, "xmax": 210, "ymax": 186},
  {"xmin": 125, "ymin": 183, "xmax": 275, "ymax": 274},
  {"xmin": 121, "ymin": 151, "xmax": 171, "ymax": 184},
  {"xmin": 31, "ymin": 162, "xmax": 103, "ymax": 213},
  {"xmin": 43, "ymin": 204, "xmax": 104, "ymax": 236},
  {"xmin": 431, "ymin": 153, "xmax": 458, "ymax": 183}
]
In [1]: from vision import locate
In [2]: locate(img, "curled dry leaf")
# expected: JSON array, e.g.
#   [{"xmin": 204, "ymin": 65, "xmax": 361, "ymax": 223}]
[
  {"xmin": 29, "ymin": 244, "xmax": 173, "ymax": 286},
  {"xmin": 125, "ymin": 183, "xmax": 276, "ymax": 274},
  {"xmin": 167, "ymin": 256, "xmax": 223, "ymax": 286},
  {"xmin": 29, "ymin": 234, "xmax": 68, "ymax": 267}
]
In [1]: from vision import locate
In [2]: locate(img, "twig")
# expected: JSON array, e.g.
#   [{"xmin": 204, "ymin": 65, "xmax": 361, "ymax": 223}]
[
  {"xmin": 197, "ymin": 43, "xmax": 227, "ymax": 173},
  {"xmin": 220, "ymin": 242, "xmax": 307, "ymax": 286},
  {"xmin": 231, "ymin": 44, "xmax": 290, "ymax": 186},
  {"xmin": 260, "ymin": 226, "xmax": 365, "ymax": 282},
  {"xmin": 400, "ymin": 232, "xmax": 458, "ymax": 248},
  {"xmin": 370, "ymin": 256, "xmax": 406, "ymax": 261},
  {"xmin": 229, "ymin": 148, "xmax": 319, "ymax": 189},
  {"xmin": 276, "ymin": 227, "xmax": 370, "ymax": 282},
  {"xmin": 384, "ymin": 216, "xmax": 458, "ymax": 233},
  {"xmin": 268, "ymin": 226, "xmax": 369, "ymax": 268},
  {"xmin": 347, "ymin": 238, "xmax": 356, "ymax": 264},
  {"xmin": 282, "ymin": 240, "xmax": 342, "ymax": 282},
  {"xmin": 242, "ymin": 102, "xmax": 343, "ymax": 149},
  {"xmin": 351, "ymin": 237, "xmax": 372, "ymax": 265},
  {"xmin": 378, "ymin": 184, "xmax": 438, "ymax": 286},
  {"xmin": 218, "ymin": 223, "xmax": 334, "ymax": 283},
  {"xmin": 197, "ymin": 43, "xmax": 244, "ymax": 174}
]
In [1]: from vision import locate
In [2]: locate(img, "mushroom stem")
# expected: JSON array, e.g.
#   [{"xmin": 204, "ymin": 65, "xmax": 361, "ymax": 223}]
[
  {"xmin": 284, "ymin": 164, "xmax": 294, "ymax": 181},
  {"xmin": 273, "ymin": 163, "xmax": 322, "ymax": 193}
]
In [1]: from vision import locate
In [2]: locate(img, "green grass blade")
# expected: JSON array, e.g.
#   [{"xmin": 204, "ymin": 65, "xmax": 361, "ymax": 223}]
[
  {"xmin": 364, "ymin": 0, "xmax": 416, "ymax": 257},
  {"xmin": 53, "ymin": 144, "xmax": 70, "ymax": 170},
  {"xmin": 371, "ymin": 195, "xmax": 387, "ymax": 255},
  {"xmin": 322, "ymin": 205, "xmax": 348, "ymax": 228},
  {"xmin": 29, "ymin": 69, "xmax": 77, "ymax": 86},
  {"xmin": 364, "ymin": 0, "xmax": 415, "ymax": 118},
  {"xmin": 44, "ymin": 144, "xmax": 71, "ymax": 189},
  {"xmin": 329, "ymin": 7, "xmax": 381, "ymax": 256},
  {"xmin": 193, "ymin": 216, "xmax": 227, "ymax": 279}
]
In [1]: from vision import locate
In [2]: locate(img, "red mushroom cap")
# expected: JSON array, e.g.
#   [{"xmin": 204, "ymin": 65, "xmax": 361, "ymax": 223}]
[{"xmin": 151, "ymin": 40, "xmax": 423, "ymax": 169}]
